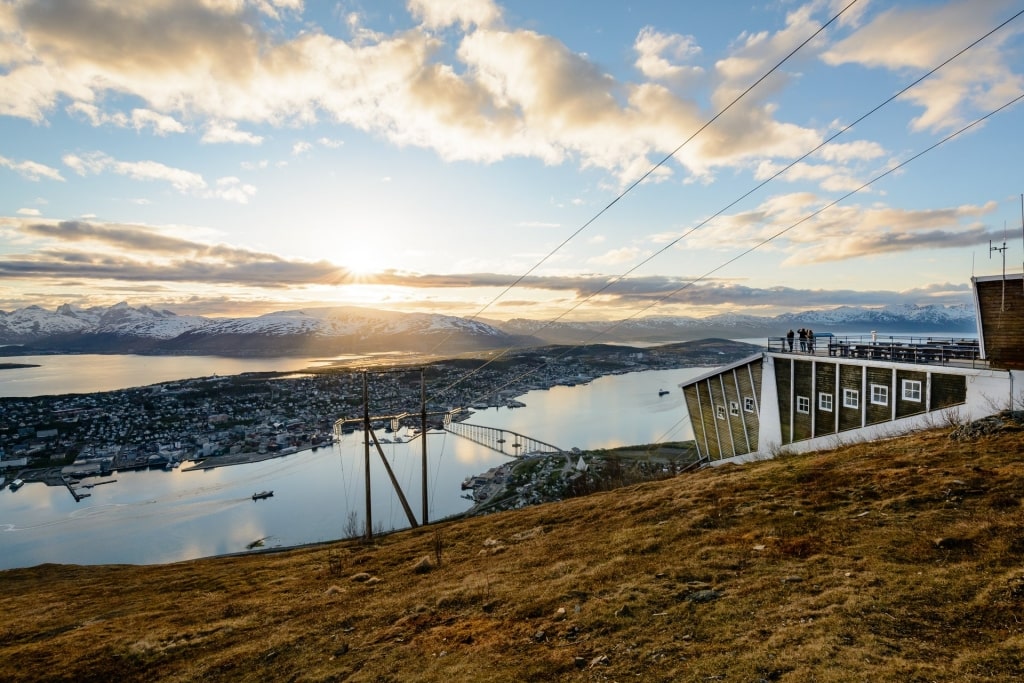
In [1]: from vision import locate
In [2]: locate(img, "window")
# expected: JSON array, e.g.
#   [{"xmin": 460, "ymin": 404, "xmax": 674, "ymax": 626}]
[
  {"xmin": 729, "ymin": 401, "xmax": 739, "ymax": 416},
  {"xmin": 716, "ymin": 405, "xmax": 726, "ymax": 420},
  {"xmin": 843, "ymin": 388, "xmax": 859, "ymax": 409},
  {"xmin": 871, "ymin": 384, "xmax": 889, "ymax": 406},
  {"xmin": 743, "ymin": 396, "xmax": 756, "ymax": 413},
  {"xmin": 819, "ymin": 392, "xmax": 833, "ymax": 412},
  {"xmin": 902, "ymin": 379, "xmax": 922, "ymax": 402},
  {"xmin": 796, "ymin": 395, "xmax": 810, "ymax": 414}
]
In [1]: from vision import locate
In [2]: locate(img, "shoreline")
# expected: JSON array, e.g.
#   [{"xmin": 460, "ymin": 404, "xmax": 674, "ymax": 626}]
[{"xmin": 181, "ymin": 443, "xmax": 322, "ymax": 471}]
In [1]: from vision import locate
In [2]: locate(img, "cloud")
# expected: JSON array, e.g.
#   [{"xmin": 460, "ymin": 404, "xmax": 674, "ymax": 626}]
[
  {"xmin": 588, "ymin": 247, "xmax": 646, "ymax": 266},
  {"xmin": 317, "ymin": 136, "xmax": 344, "ymax": 148},
  {"xmin": 408, "ymin": 0, "xmax": 502, "ymax": 30},
  {"xmin": 292, "ymin": 141, "xmax": 312, "ymax": 155},
  {"xmin": 63, "ymin": 151, "xmax": 206, "ymax": 192},
  {"xmin": 0, "ymin": 214, "xmax": 978, "ymax": 313},
  {"xmin": 0, "ymin": 0, "xmax": 837, "ymax": 187},
  {"xmin": 1, "ymin": 0, "xmax": 1014, "ymax": 198},
  {"xmin": 7, "ymin": 218, "xmax": 351, "ymax": 288},
  {"xmin": 212, "ymin": 176, "xmax": 257, "ymax": 204},
  {"xmin": 61, "ymin": 151, "xmax": 257, "ymax": 202},
  {"xmin": 0, "ymin": 154, "xmax": 65, "ymax": 181},
  {"xmin": 634, "ymin": 26, "xmax": 703, "ymax": 82},
  {"xmin": 682, "ymin": 192, "xmax": 1001, "ymax": 265},
  {"xmin": 202, "ymin": 120, "xmax": 264, "ymax": 145},
  {"xmin": 822, "ymin": 0, "xmax": 1024, "ymax": 132},
  {"xmin": 17, "ymin": 208, "xmax": 41, "ymax": 216},
  {"xmin": 67, "ymin": 102, "xmax": 186, "ymax": 135}
]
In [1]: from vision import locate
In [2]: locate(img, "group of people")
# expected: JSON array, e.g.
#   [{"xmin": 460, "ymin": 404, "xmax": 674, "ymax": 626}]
[{"xmin": 785, "ymin": 328, "xmax": 815, "ymax": 353}]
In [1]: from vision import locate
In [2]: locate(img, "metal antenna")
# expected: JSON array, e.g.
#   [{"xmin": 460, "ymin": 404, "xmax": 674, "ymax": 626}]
[{"xmin": 990, "ymin": 231, "xmax": 1008, "ymax": 312}]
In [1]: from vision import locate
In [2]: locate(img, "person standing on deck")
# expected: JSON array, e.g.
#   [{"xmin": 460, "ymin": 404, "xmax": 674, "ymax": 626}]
[
  {"xmin": 807, "ymin": 329, "xmax": 815, "ymax": 354},
  {"xmin": 798, "ymin": 328, "xmax": 807, "ymax": 352},
  {"xmin": 786, "ymin": 329, "xmax": 795, "ymax": 352}
]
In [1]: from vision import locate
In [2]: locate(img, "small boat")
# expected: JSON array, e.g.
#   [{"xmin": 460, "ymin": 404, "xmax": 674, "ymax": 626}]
[
  {"xmin": 658, "ymin": 389, "xmax": 670, "ymax": 396},
  {"xmin": 9, "ymin": 478, "xmax": 24, "ymax": 491},
  {"xmin": 252, "ymin": 490, "xmax": 274, "ymax": 500}
]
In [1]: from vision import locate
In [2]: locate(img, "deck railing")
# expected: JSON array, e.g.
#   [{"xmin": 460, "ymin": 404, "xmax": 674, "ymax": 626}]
[{"xmin": 765, "ymin": 334, "xmax": 982, "ymax": 368}]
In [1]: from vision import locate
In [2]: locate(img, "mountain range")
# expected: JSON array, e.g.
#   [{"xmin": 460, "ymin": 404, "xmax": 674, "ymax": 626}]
[{"xmin": 0, "ymin": 301, "xmax": 976, "ymax": 357}]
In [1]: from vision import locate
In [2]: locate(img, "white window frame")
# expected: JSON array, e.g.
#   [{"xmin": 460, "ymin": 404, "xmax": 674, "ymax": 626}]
[
  {"xmin": 796, "ymin": 395, "xmax": 810, "ymax": 414},
  {"xmin": 843, "ymin": 388, "xmax": 859, "ymax": 409},
  {"xmin": 716, "ymin": 405, "xmax": 726, "ymax": 420},
  {"xmin": 902, "ymin": 379, "xmax": 922, "ymax": 402},
  {"xmin": 870, "ymin": 384, "xmax": 889, "ymax": 406},
  {"xmin": 743, "ymin": 396, "xmax": 755, "ymax": 413},
  {"xmin": 729, "ymin": 401, "xmax": 739, "ymax": 416},
  {"xmin": 818, "ymin": 392, "xmax": 833, "ymax": 412}
]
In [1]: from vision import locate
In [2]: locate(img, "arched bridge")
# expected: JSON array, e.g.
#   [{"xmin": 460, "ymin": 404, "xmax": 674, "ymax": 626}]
[{"xmin": 445, "ymin": 421, "xmax": 563, "ymax": 457}]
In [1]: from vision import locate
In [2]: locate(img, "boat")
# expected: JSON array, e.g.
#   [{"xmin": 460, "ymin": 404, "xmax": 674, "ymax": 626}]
[
  {"xmin": 658, "ymin": 389, "xmax": 670, "ymax": 396},
  {"xmin": 9, "ymin": 478, "xmax": 24, "ymax": 491},
  {"xmin": 252, "ymin": 490, "xmax": 274, "ymax": 500}
]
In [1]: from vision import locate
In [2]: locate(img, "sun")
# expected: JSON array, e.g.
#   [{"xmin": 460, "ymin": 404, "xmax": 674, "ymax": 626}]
[{"xmin": 339, "ymin": 246, "xmax": 389, "ymax": 280}]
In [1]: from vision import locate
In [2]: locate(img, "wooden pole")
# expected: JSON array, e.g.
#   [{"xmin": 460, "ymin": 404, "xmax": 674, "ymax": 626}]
[
  {"xmin": 421, "ymin": 368, "xmax": 429, "ymax": 525},
  {"xmin": 363, "ymin": 371, "xmax": 372, "ymax": 540}
]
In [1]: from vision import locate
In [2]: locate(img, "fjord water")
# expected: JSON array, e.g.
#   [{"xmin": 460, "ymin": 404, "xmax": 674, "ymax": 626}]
[
  {"xmin": 0, "ymin": 353, "xmax": 354, "ymax": 397},
  {"xmin": 0, "ymin": 366, "xmax": 711, "ymax": 569}
]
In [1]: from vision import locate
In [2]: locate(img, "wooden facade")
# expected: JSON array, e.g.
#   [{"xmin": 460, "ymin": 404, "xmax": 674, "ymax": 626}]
[
  {"xmin": 973, "ymin": 273, "xmax": 1024, "ymax": 369},
  {"xmin": 683, "ymin": 358, "xmax": 762, "ymax": 461},
  {"xmin": 772, "ymin": 357, "xmax": 966, "ymax": 446}
]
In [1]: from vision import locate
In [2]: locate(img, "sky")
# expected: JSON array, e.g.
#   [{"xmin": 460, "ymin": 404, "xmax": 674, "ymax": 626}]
[{"xmin": 1, "ymin": 0, "xmax": 1023, "ymax": 322}]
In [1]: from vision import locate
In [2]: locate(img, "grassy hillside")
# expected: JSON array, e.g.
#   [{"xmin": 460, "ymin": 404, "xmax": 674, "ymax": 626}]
[{"xmin": 2, "ymin": 415, "xmax": 1024, "ymax": 682}]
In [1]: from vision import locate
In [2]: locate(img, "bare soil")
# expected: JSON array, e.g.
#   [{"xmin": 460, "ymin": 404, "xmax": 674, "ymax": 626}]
[{"xmin": 2, "ymin": 418, "xmax": 1024, "ymax": 682}]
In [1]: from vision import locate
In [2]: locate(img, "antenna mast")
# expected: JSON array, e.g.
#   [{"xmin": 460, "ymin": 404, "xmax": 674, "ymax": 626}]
[{"xmin": 990, "ymin": 229, "xmax": 1008, "ymax": 312}]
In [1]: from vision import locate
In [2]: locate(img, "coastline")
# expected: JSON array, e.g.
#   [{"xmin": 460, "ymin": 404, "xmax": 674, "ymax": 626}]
[{"xmin": 181, "ymin": 443, "xmax": 321, "ymax": 471}]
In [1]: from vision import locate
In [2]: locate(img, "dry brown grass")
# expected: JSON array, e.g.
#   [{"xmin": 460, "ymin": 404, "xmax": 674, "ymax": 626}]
[{"xmin": 3, "ymin": 423, "xmax": 1024, "ymax": 682}]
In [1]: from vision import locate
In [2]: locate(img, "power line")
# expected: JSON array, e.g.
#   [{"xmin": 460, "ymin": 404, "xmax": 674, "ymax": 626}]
[
  {"xmin": 421, "ymin": 0, "xmax": 862, "ymax": 359},
  {"xmin": 428, "ymin": 7, "xmax": 1024, "ymax": 406},
  {"xmin": 424, "ymin": 0, "xmax": 863, "ymax": 396},
  {"xmin": 449, "ymin": 90, "xmax": 1024, "ymax": 412}
]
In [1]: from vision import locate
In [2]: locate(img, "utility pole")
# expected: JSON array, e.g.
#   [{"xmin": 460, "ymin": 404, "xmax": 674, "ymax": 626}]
[
  {"xmin": 362, "ymin": 371, "xmax": 372, "ymax": 540},
  {"xmin": 421, "ymin": 368, "xmax": 429, "ymax": 524}
]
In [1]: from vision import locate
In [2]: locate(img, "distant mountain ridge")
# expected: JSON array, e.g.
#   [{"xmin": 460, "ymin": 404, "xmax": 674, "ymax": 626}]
[
  {"xmin": 0, "ymin": 301, "xmax": 976, "ymax": 357},
  {"xmin": 0, "ymin": 303, "xmax": 539, "ymax": 357},
  {"xmin": 490, "ymin": 302, "xmax": 976, "ymax": 344}
]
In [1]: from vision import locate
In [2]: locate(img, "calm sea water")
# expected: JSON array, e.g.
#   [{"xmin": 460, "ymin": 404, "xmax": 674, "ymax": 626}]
[
  {"xmin": 0, "ymin": 353, "xmax": 345, "ymax": 397},
  {"xmin": 0, "ymin": 365, "xmax": 711, "ymax": 569}
]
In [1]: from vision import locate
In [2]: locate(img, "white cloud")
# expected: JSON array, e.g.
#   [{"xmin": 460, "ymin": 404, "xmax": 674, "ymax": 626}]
[
  {"xmin": 822, "ymin": 1, "xmax": 1024, "ymax": 132},
  {"xmin": 317, "ymin": 136, "xmax": 344, "ymax": 148},
  {"xmin": 63, "ymin": 152, "xmax": 206, "ymax": 192},
  {"xmin": 211, "ymin": 176, "xmax": 257, "ymax": 204},
  {"xmin": 684, "ymin": 192, "xmax": 1000, "ymax": 265},
  {"xmin": 5, "ymin": 0, "xmax": 999, "ymax": 192},
  {"xmin": 202, "ymin": 120, "xmax": 264, "ymax": 145},
  {"xmin": 0, "ymin": 154, "xmax": 65, "ymax": 181},
  {"xmin": 67, "ymin": 102, "xmax": 186, "ymax": 135},
  {"xmin": 407, "ymin": 0, "xmax": 501, "ymax": 30},
  {"xmin": 634, "ymin": 27, "xmax": 703, "ymax": 82},
  {"xmin": 589, "ymin": 246, "xmax": 645, "ymax": 266},
  {"xmin": 17, "ymin": 207, "xmax": 41, "ymax": 216},
  {"xmin": 241, "ymin": 159, "xmax": 269, "ymax": 170},
  {"xmin": 292, "ymin": 141, "xmax": 312, "ymax": 155}
]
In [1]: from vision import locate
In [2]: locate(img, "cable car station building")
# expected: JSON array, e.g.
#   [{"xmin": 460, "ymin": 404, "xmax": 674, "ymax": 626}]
[{"xmin": 680, "ymin": 273, "xmax": 1024, "ymax": 465}]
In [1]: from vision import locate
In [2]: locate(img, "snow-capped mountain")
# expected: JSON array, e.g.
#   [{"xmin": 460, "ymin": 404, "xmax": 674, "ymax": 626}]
[
  {"xmin": 492, "ymin": 303, "xmax": 976, "ymax": 344},
  {"xmin": 0, "ymin": 301, "xmax": 976, "ymax": 357},
  {"xmin": 0, "ymin": 303, "xmax": 537, "ymax": 357}
]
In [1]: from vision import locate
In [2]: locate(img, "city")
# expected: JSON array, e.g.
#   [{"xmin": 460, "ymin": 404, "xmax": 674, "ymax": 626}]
[{"xmin": 0, "ymin": 341, "xmax": 758, "ymax": 499}]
